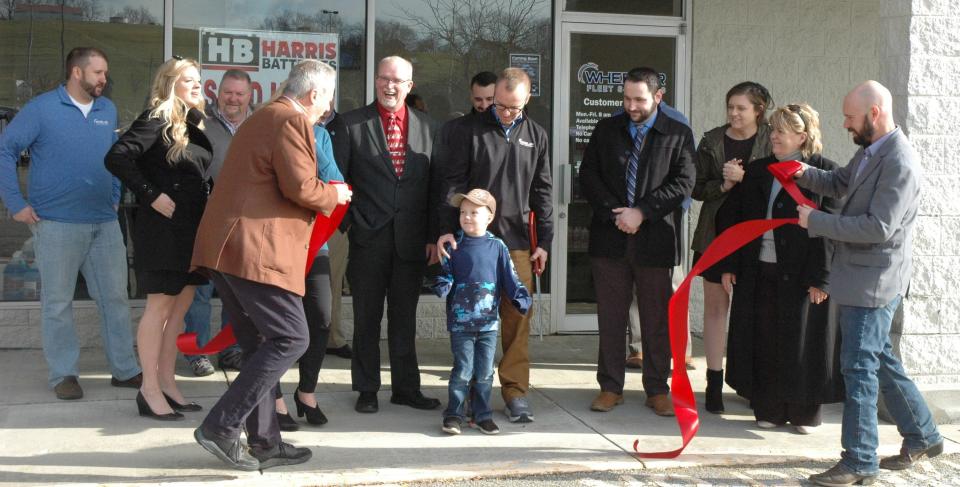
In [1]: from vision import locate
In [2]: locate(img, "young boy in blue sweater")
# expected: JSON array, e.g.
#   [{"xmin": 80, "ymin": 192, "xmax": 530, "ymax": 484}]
[{"xmin": 432, "ymin": 189, "xmax": 531, "ymax": 435}]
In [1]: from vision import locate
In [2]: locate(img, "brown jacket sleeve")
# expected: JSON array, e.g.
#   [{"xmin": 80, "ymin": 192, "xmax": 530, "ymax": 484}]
[{"xmin": 273, "ymin": 114, "xmax": 339, "ymax": 216}]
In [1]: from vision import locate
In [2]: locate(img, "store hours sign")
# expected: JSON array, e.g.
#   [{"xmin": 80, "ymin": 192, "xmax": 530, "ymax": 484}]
[
  {"xmin": 572, "ymin": 62, "xmax": 667, "ymax": 144},
  {"xmin": 199, "ymin": 28, "xmax": 339, "ymax": 105}
]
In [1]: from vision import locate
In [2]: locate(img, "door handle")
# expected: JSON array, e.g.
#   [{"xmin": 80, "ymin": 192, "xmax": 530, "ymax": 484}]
[{"xmin": 560, "ymin": 163, "xmax": 572, "ymax": 206}]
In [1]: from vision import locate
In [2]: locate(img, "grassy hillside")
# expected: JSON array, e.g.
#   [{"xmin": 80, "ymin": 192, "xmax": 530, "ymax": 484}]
[{"xmin": 0, "ymin": 19, "xmax": 165, "ymax": 124}]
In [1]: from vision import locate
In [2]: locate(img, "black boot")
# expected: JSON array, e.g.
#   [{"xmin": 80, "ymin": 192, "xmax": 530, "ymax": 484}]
[{"xmin": 705, "ymin": 368, "xmax": 725, "ymax": 414}]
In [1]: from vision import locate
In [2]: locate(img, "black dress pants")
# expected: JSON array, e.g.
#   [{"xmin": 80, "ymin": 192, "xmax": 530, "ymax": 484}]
[
  {"xmin": 347, "ymin": 223, "xmax": 425, "ymax": 393},
  {"xmin": 298, "ymin": 251, "xmax": 332, "ymax": 393},
  {"xmin": 201, "ymin": 270, "xmax": 309, "ymax": 452}
]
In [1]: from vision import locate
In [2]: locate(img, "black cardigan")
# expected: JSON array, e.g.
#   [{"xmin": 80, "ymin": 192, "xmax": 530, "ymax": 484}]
[{"xmin": 715, "ymin": 154, "xmax": 838, "ymax": 289}]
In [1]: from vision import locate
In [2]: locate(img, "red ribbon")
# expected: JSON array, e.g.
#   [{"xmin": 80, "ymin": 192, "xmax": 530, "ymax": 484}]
[
  {"xmin": 634, "ymin": 161, "xmax": 812, "ymax": 458},
  {"xmin": 177, "ymin": 182, "xmax": 351, "ymax": 355},
  {"xmin": 768, "ymin": 160, "xmax": 817, "ymax": 208}
]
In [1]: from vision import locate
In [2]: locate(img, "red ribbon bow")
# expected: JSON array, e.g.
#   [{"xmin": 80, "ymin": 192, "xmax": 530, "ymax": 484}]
[
  {"xmin": 177, "ymin": 182, "xmax": 351, "ymax": 356},
  {"xmin": 634, "ymin": 160, "xmax": 813, "ymax": 458}
]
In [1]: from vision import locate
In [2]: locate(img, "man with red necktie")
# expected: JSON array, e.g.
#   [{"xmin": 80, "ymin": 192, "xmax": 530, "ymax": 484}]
[{"xmin": 332, "ymin": 56, "xmax": 441, "ymax": 414}]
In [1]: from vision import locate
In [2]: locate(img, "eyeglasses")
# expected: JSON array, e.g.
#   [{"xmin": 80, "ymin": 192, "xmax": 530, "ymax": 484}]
[
  {"xmin": 376, "ymin": 75, "xmax": 411, "ymax": 86},
  {"xmin": 493, "ymin": 102, "xmax": 524, "ymax": 115}
]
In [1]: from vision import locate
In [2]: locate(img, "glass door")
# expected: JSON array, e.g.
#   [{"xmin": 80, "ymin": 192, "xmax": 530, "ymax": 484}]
[{"xmin": 554, "ymin": 23, "xmax": 686, "ymax": 332}]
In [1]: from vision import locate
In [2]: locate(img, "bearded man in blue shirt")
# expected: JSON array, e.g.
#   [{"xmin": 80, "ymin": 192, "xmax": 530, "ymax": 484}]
[{"xmin": 0, "ymin": 47, "xmax": 141, "ymax": 400}]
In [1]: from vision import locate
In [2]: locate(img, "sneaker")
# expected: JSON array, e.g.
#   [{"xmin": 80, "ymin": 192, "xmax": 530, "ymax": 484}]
[
  {"xmin": 54, "ymin": 376, "xmax": 83, "ymax": 400},
  {"xmin": 794, "ymin": 424, "xmax": 818, "ymax": 435},
  {"xmin": 190, "ymin": 356, "xmax": 215, "ymax": 377},
  {"xmin": 756, "ymin": 420, "xmax": 778, "ymax": 429},
  {"xmin": 473, "ymin": 418, "xmax": 500, "ymax": 435},
  {"xmin": 441, "ymin": 416, "xmax": 462, "ymax": 435},
  {"xmin": 505, "ymin": 397, "xmax": 534, "ymax": 423},
  {"xmin": 251, "ymin": 441, "xmax": 312, "ymax": 470}
]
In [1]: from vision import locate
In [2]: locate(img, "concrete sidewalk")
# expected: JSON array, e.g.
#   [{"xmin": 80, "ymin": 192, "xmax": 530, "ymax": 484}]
[{"xmin": 0, "ymin": 336, "xmax": 957, "ymax": 486}]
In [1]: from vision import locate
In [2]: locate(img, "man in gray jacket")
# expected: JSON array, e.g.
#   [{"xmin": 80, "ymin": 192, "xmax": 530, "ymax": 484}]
[{"xmin": 795, "ymin": 81, "xmax": 943, "ymax": 487}]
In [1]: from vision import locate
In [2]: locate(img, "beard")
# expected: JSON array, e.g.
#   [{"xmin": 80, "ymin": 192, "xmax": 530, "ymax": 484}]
[
  {"xmin": 80, "ymin": 78, "xmax": 104, "ymax": 98},
  {"xmin": 850, "ymin": 115, "xmax": 876, "ymax": 148}
]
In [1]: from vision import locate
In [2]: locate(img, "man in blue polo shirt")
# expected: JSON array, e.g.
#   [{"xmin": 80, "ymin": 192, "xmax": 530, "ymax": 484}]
[{"xmin": 0, "ymin": 47, "xmax": 141, "ymax": 400}]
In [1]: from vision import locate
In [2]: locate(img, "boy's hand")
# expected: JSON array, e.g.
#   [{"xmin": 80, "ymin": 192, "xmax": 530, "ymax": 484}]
[{"xmin": 437, "ymin": 233, "xmax": 457, "ymax": 259}]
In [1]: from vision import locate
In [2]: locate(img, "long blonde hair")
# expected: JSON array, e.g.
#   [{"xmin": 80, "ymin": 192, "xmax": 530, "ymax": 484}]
[{"xmin": 147, "ymin": 57, "xmax": 204, "ymax": 163}]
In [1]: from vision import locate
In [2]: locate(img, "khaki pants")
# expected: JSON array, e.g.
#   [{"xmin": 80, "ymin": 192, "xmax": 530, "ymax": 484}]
[{"xmin": 499, "ymin": 250, "xmax": 534, "ymax": 402}]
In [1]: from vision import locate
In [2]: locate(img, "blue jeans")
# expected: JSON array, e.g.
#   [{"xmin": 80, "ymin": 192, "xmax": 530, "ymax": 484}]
[
  {"xmin": 444, "ymin": 330, "xmax": 497, "ymax": 422},
  {"xmin": 33, "ymin": 220, "xmax": 140, "ymax": 387},
  {"xmin": 183, "ymin": 282, "xmax": 235, "ymax": 360},
  {"xmin": 838, "ymin": 295, "xmax": 942, "ymax": 475}
]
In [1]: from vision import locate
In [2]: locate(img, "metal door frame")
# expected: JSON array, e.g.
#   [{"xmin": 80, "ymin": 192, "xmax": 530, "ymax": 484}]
[{"xmin": 551, "ymin": 17, "xmax": 689, "ymax": 333}]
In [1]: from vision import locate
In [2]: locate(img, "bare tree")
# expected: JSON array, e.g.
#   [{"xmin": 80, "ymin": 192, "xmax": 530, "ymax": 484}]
[
  {"xmin": 260, "ymin": 8, "xmax": 345, "ymax": 33},
  {"xmin": 68, "ymin": 0, "xmax": 102, "ymax": 21},
  {"xmin": 111, "ymin": 5, "xmax": 155, "ymax": 25},
  {"xmin": 396, "ymin": 0, "xmax": 549, "ymax": 98}
]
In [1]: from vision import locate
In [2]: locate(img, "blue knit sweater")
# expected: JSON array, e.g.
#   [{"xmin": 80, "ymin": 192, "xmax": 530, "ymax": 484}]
[{"xmin": 0, "ymin": 85, "xmax": 120, "ymax": 223}]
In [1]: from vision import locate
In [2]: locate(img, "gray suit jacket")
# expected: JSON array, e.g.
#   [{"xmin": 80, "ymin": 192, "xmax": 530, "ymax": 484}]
[{"xmin": 799, "ymin": 129, "xmax": 920, "ymax": 308}]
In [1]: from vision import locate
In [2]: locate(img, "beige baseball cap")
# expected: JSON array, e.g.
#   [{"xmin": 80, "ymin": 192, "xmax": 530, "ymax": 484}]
[{"xmin": 450, "ymin": 188, "xmax": 496, "ymax": 214}]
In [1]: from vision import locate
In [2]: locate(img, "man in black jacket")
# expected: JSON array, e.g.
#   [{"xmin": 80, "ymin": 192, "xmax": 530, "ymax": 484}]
[
  {"xmin": 437, "ymin": 67, "xmax": 553, "ymax": 423},
  {"xmin": 578, "ymin": 67, "xmax": 695, "ymax": 416},
  {"xmin": 335, "ymin": 56, "xmax": 441, "ymax": 414}
]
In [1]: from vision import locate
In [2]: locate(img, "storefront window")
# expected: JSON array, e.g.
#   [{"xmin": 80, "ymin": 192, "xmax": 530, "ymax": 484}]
[
  {"xmin": 0, "ymin": 0, "xmax": 163, "ymax": 302},
  {"xmin": 173, "ymin": 1, "xmax": 366, "ymax": 112},
  {"xmin": 564, "ymin": 0, "xmax": 682, "ymax": 17},
  {"xmin": 375, "ymin": 0, "xmax": 553, "ymax": 293}
]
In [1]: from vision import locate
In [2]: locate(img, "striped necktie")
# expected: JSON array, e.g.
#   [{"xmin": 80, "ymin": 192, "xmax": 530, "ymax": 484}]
[
  {"xmin": 626, "ymin": 124, "xmax": 647, "ymax": 207},
  {"xmin": 386, "ymin": 114, "xmax": 406, "ymax": 177}
]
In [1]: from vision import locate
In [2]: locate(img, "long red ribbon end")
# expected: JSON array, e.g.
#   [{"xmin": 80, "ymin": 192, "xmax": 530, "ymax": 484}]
[
  {"xmin": 176, "ymin": 182, "xmax": 351, "ymax": 355},
  {"xmin": 635, "ymin": 161, "xmax": 811, "ymax": 458}
]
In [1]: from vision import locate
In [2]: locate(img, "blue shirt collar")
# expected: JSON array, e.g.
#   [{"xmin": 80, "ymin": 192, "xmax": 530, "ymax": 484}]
[
  {"xmin": 57, "ymin": 84, "xmax": 106, "ymax": 112},
  {"xmin": 864, "ymin": 127, "xmax": 899, "ymax": 157},
  {"xmin": 492, "ymin": 107, "xmax": 524, "ymax": 133},
  {"xmin": 628, "ymin": 108, "xmax": 658, "ymax": 139}
]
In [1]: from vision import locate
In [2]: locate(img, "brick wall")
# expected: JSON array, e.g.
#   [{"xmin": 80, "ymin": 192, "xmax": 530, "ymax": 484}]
[
  {"xmin": 881, "ymin": 0, "xmax": 960, "ymax": 386},
  {"xmin": 688, "ymin": 0, "xmax": 882, "ymax": 334},
  {"xmin": 0, "ymin": 296, "xmax": 553, "ymax": 348}
]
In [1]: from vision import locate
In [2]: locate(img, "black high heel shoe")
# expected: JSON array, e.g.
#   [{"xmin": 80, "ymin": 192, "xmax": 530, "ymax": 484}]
[
  {"xmin": 163, "ymin": 392, "xmax": 203, "ymax": 412},
  {"xmin": 294, "ymin": 391, "xmax": 328, "ymax": 425},
  {"xmin": 136, "ymin": 391, "xmax": 184, "ymax": 421}
]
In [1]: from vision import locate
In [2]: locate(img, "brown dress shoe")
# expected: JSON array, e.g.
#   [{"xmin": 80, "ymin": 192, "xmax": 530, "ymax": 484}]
[
  {"xmin": 644, "ymin": 394, "xmax": 674, "ymax": 416},
  {"xmin": 625, "ymin": 352, "xmax": 643, "ymax": 369},
  {"xmin": 54, "ymin": 376, "xmax": 83, "ymax": 400},
  {"xmin": 590, "ymin": 392, "xmax": 624, "ymax": 412}
]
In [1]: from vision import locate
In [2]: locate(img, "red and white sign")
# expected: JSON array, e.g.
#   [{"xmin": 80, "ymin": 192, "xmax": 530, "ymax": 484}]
[{"xmin": 199, "ymin": 28, "xmax": 339, "ymax": 105}]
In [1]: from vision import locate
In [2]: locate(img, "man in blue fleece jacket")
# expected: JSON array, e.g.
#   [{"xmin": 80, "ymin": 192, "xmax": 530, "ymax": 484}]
[{"xmin": 0, "ymin": 47, "xmax": 141, "ymax": 400}]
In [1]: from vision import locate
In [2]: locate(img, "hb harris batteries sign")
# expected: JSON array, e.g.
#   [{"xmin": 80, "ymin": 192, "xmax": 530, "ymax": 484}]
[{"xmin": 199, "ymin": 28, "xmax": 339, "ymax": 106}]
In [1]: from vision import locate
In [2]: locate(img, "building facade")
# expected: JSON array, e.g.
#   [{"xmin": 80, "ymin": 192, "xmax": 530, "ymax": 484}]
[{"xmin": 0, "ymin": 0, "xmax": 956, "ymax": 386}]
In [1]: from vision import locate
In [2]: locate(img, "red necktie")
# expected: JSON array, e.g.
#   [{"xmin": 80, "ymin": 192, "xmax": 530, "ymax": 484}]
[{"xmin": 386, "ymin": 115, "xmax": 405, "ymax": 177}]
